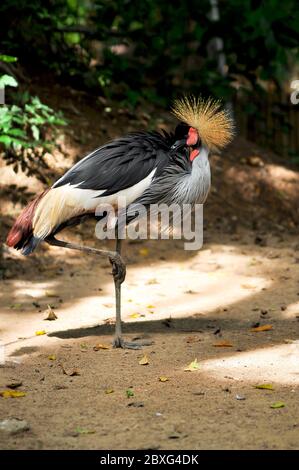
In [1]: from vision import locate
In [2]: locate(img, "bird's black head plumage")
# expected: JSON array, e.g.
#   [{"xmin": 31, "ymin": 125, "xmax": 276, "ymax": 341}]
[{"xmin": 174, "ymin": 122, "xmax": 190, "ymax": 140}]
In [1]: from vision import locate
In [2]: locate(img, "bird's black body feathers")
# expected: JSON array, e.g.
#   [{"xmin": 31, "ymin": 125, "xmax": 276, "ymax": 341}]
[{"xmin": 53, "ymin": 131, "xmax": 182, "ymax": 196}]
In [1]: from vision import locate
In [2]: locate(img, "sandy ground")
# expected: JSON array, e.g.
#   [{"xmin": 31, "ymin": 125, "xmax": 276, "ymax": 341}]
[
  {"xmin": 1, "ymin": 228, "xmax": 299, "ymax": 450},
  {"xmin": 1, "ymin": 85, "xmax": 299, "ymax": 449}
]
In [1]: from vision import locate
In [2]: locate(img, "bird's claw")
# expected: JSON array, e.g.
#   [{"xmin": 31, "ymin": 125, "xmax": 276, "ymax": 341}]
[{"xmin": 113, "ymin": 337, "xmax": 154, "ymax": 349}]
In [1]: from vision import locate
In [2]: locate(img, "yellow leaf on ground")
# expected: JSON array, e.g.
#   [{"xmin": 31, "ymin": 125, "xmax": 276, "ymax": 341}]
[
  {"xmin": 146, "ymin": 278, "xmax": 159, "ymax": 285},
  {"xmin": 129, "ymin": 313, "xmax": 141, "ymax": 319},
  {"xmin": 10, "ymin": 303, "xmax": 22, "ymax": 309},
  {"xmin": 147, "ymin": 305, "xmax": 155, "ymax": 309},
  {"xmin": 254, "ymin": 384, "xmax": 274, "ymax": 390},
  {"xmin": 75, "ymin": 427, "xmax": 95, "ymax": 434},
  {"xmin": 35, "ymin": 330, "xmax": 46, "ymax": 336},
  {"xmin": 159, "ymin": 376, "xmax": 169, "ymax": 382},
  {"xmin": 270, "ymin": 401, "xmax": 285, "ymax": 409},
  {"xmin": 48, "ymin": 354, "xmax": 56, "ymax": 361},
  {"xmin": 213, "ymin": 341, "xmax": 233, "ymax": 347},
  {"xmin": 139, "ymin": 354, "xmax": 149, "ymax": 365},
  {"xmin": 93, "ymin": 343, "xmax": 110, "ymax": 351},
  {"xmin": 184, "ymin": 358, "xmax": 200, "ymax": 372},
  {"xmin": 139, "ymin": 248, "xmax": 149, "ymax": 256},
  {"xmin": 105, "ymin": 389, "xmax": 114, "ymax": 394},
  {"xmin": 45, "ymin": 291, "xmax": 59, "ymax": 297},
  {"xmin": 0, "ymin": 390, "xmax": 26, "ymax": 398},
  {"xmin": 251, "ymin": 324, "xmax": 272, "ymax": 332}
]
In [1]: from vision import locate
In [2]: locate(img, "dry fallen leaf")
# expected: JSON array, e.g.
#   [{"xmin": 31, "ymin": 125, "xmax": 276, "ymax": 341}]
[
  {"xmin": 139, "ymin": 354, "xmax": 149, "ymax": 365},
  {"xmin": 44, "ymin": 306, "xmax": 57, "ymax": 321},
  {"xmin": 48, "ymin": 354, "xmax": 56, "ymax": 361},
  {"xmin": 184, "ymin": 358, "xmax": 200, "ymax": 372},
  {"xmin": 59, "ymin": 364, "xmax": 81, "ymax": 376},
  {"xmin": 241, "ymin": 284, "xmax": 256, "ymax": 290},
  {"xmin": 270, "ymin": 401, "xmax": 285, "ymax": 409},
  {"xmin": 6, "ymin": 381, "xmax": 22, "ymax": 389},
  {"xmin": 254, "ymin": 384, "xmax": 274, "ymax": 390},
  {"xmin": 186, "ymin": 336, "xmax": 200, "ymax": 343},
  {"xmin": 251, "ymin": 324, "xmax": 273, "ymax": 332},
  {"xmin": 139, "ymin": 248, "xmax": 149, "ymax": 256},
  {"xmin": 69, "ymin": 369, "xmax": 80, "ymax": 377},
  {"xmin": 105, "ymin": 389, "xmax": 114, "ymax": 394},
  {"xmin": 159, "ymin": 376, "xmax": 169, "ymax": 382},
  {"xmin": 213, "ymin": 341, "xmax": 233, "ymax": 347},
  {"xmin": 147, "ymin": 305, "xmax": 155, "ymax": 309},
  {"xmin": 0, "ymin": 390, "xmax": 26, "ymax": 398},
  {"xmin": 93, "ymin": 343, "xmax": 110, "ymax": 351},
  {"xmin": 35, "ymin": 330, "xmax": 46, "ymax": 336}
]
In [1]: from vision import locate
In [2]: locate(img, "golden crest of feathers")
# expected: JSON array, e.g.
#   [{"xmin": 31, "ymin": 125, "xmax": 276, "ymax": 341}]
[{"xmin": 171, "ymin": 95, "xmax": 234, "ymax": 151}]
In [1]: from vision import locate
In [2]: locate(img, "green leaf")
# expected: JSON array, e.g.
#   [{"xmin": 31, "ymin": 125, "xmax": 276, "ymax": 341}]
[
  {"xmin": 126, "ymin": 389, "xmax": 134, "ymax": 398},
  {"xmin": 31, "ymin": 124, "xmax": 40, "ymax": 141},
  {"xmin": 129, "ymin": 21, "xmax": 143, "ymax": 31},
  {"xmin": 0, "ymin": 135, "xmax": 13, "ymax": 146},
  {"xmin": 0, "ymin": 74, "xmax": 18, "ymax": 88},
  {"xmin": 75, "ymin": 427, "xmax": 96, "ymax": 434},
  {"xmin": 184, "ymin": 358, "xmax": 200, "ymax": 372},
  {"xmin": 0, "ymin": 55, "xmax": 18, "ymax": 63},
  {"xmin": 270, "ymin": 401, "xmax": 285, "ymax": 409},
  {"xmin": 254, "ymin": 384, "xmax": 274, "ymax": 390},
  {"xmin": 8, "ymin": 128, "xmax": 26, "ymax": 138}
]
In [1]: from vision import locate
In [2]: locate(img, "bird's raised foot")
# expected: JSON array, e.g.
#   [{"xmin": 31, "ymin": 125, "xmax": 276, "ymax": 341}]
[{"xmin": 113, "ymin": 336, "xmax": 154, "ymax": 349}]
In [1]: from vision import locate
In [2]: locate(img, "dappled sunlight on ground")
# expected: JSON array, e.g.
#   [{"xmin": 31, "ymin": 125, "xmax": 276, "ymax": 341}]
[
  {"xmin": 0, "ymin": 241, "xmax": 274, "ymax": 354},
  {"xmin": 201, "ymin": 343, "xmax": 299, "ymax": 386}
]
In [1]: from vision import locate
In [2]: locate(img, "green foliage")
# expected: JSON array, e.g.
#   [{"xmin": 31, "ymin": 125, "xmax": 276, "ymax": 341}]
[
  {"xmin": 0, "ymin": 74, "xmax": 18, "ymax": 88},
  {"xmin": 0, "ymin": 54, "xmax": 17, "ymax": 63},
  {"xmin": 0, "ymin": 65, "xmax": 67, "ymax": 183},
  {"xmin": 1, "ymin": 0, "xmax": 298, "ymax": 105}
]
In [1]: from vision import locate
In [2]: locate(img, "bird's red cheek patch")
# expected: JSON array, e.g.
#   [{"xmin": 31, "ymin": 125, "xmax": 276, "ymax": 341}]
[
  {"xmin": 190, "ymin": 149, "xmax": 200, "ymax": 161},
  {"xmin": 186, "ymin": 127, "xmax": 198, "ymax": 146}
]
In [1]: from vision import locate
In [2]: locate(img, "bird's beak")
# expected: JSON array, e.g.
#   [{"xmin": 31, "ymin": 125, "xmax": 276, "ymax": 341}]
[{"xmin": 170, "ymin": 139, "xmax": 186, "ymax": 153}]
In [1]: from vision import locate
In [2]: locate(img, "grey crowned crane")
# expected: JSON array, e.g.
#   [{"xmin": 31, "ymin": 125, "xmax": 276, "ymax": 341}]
[{"xmin": 6, "ymin": 96, "xmax": 234, "ymax": 348}]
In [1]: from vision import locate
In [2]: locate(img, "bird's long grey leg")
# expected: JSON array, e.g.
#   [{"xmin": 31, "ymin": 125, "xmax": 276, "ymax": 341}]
[
  {"xmin": 45, "ymin": 236, "xmax": 125, "ymax": 279},
  {"xmin": 111, "ymin": 237, "xmax": 125, "ymax": 348},
  {"xmin": 111, "ymin": 237, "xmax": 145, "ymax": 350},
  {"xmin": 45, "ymin": 236, "xmax": 151, "ymax": 349}
]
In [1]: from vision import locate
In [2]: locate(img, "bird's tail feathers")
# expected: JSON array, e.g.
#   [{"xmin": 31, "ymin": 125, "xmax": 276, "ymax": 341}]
[{"xmin": 6, "ymin": 189, "xmax": 50, "ymax": 255}]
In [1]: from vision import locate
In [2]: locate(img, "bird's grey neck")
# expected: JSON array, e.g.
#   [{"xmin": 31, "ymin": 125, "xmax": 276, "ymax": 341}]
[
  {"xmin": 193, "ymin": 145, "xmax": 209, "ymax": 169},
  {"xmin": 173, "ymin": 145, "xmax": 211, "ymax": 204}
]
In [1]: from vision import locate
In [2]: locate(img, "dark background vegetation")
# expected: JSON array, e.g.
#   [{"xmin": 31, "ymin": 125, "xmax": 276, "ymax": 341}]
[{"xmin": 0, "ymin": 0, "xmax": 299, "ymax": 179}]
